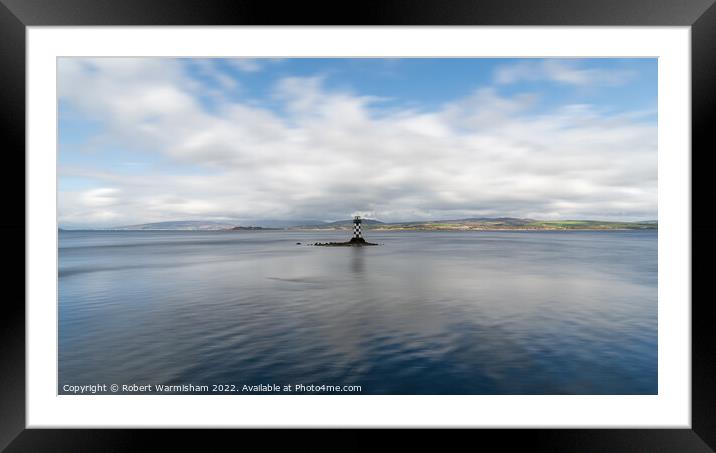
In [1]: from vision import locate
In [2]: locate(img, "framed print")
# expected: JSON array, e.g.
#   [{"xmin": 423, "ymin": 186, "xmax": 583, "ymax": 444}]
[{"xmin": 3, "ymin": 0, "xmax": 714, "ymax": 450}]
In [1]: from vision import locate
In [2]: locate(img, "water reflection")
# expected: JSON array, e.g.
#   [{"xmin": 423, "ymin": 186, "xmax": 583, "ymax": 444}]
[
  {"xmin": 350, "ymin": 247, "xmax": 365, "ymax": 274},
  {"xmin": 58, "ymin": 230, "xmax": 657, "ymax": 394}
]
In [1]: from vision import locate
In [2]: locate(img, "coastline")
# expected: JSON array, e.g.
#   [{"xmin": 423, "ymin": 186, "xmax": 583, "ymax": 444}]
[
  {"xmin": 61, "ymin": 227, "xmax": 656, "ymax": 232},
  {"xmin": 287, "ymin": 227, "xmax": 657, "ymax": 232}
]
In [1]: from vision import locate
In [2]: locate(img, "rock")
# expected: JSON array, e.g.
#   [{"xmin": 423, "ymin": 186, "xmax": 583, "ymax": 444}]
[{"xmin": 313, "ymin": 237, "xmax": 379, "ymax": 247}]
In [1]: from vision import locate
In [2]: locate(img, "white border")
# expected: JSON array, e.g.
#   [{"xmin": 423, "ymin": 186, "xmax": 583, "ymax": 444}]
[{"xmin": 27, "ymin": 27, "xmax": 691, "ymax": 428}]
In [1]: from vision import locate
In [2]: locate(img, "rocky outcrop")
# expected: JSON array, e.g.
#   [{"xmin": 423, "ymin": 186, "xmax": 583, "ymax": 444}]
[{"xmin": 313, "ymin": 237, "xmax": 378, "ymax": 246}]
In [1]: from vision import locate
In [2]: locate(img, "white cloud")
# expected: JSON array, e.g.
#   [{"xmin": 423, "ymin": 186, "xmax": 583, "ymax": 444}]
[
  {"xmin": 58, "ymin": 58, "xmax": 656, "ymax": 227},
  {"xmin": 495, "ymin": 59, "xmax": 636, "ymax": 86},
  {"xmin": 226, "ymin": 58, "xmax": 265, "ymax": 73},
  {"xmin": 79, "ymin": 187, "xmax": 121, "ymax": 207},
  {"xmin": 190, "ymin": 59, "xmax": 240, "ymax": 93},
  {"xmin": 60, "ymin": 187, "xmax": 124, "ymax": 225}
]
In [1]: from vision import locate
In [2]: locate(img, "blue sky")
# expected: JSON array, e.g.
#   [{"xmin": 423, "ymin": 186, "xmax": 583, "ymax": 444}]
[{"xmin": 58, "ymin": 58, "xmax": 657, "ymax": 227}]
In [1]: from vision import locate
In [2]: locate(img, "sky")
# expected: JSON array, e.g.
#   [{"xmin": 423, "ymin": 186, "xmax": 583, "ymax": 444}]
[{"xmin": 58, "ymin": 58, "xmax": 657, "ymax": 228}]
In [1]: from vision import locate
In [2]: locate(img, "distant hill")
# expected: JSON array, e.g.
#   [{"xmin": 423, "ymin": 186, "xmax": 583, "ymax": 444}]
[
  {"xmin": 288, "ymin": 217, "xmax": 656, "ymax": 231},
  {"xmin": 230, "ymin": 226, "xmax": 278, "ymax": 231},
  {"xmin": 423, "ymin": 217, "xmax": 536, "ymax": 226},
  {"xmin": 102, "ymin": 217, "xmax": 657, "ymax": 231},
  {"xmin": 370, "ymin": 219, "xmax": 657, "ymax": 231},
  {"xmin": 107, "ymin": 219, "xmax": 330, "ymax": 230},
  {"xmin": 109, "ymin": 221, "xmax": 237, "ymax": 231},
  {"xmin": 323, "ymin": 219, "xmax": 385, "ymax": 227},
  {"xmin": 290, "ymin": 217, "xmax": 541, "ymax": 229},
  {"xmin": 522, "ymin": 220, "xmax": 657, "ymax": 230},
  {"xmin": 240, "ymin": 219, "xmax": 327, "ymax": 228}
]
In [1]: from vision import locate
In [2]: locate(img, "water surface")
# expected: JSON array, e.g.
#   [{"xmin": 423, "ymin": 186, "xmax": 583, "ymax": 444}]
[{"xmin": 59, "ymin": 230, "xmax": 657, "ymax": 394}]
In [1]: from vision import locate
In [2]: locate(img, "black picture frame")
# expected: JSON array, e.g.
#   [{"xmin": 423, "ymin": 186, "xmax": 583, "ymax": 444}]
[{"xmin": 2, "ymin": 0, "xmax": 713, "ymax": 449}]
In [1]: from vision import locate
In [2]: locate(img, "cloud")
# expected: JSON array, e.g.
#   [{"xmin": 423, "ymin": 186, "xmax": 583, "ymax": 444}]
[
  {"xmin": 227, "ymin": 58, "xmax": 263, "ymax": 72},
  {"xmin": 190, "ymin": 59, "xmax": 240, "ymax": 92},
  {"xmin": 226, "ymin": 58, "xmax": 285, "ymax": 73},
  {"xmin": 80, "ymin": 187, "xmax": 121, "ymax": 207},
  {"xmin": 494, "ymin": 59, "xmax": 636, "ymax": 86},
  {"xmin": 60, "ymin": 187, "xmax": 124, "ymax": 224},
  {"xmin": 58, "ymin": 58, "xmax": 656, "ymax": 227}
]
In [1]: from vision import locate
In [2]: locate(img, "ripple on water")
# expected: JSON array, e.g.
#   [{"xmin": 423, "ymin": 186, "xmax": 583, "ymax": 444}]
[{"xmin": 58, "ymin": 230, "xmax": 657, "ymax": 394}]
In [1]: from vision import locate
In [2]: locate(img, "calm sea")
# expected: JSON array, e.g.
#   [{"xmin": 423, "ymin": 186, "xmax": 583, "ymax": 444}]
[{"xmin": 58, "ymin": 229, "xmax": 657, "ymax": 394}]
